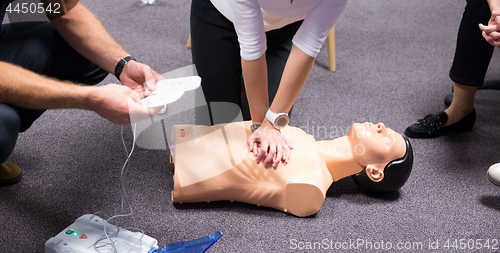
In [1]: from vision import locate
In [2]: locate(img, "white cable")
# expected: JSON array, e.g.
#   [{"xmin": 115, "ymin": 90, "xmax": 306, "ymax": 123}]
[
  {"xmin": 91, "ymin": 124, "xmax": 146, "ymax": 253},
  {"xmin": 55, "ymin": 123, "xmax": 148, "ymax": 253}
]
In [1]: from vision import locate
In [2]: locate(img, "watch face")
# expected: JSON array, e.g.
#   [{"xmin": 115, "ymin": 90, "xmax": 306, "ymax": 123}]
[{"xmin": 276, "ymin": 115, "xmax": 289, "ymax": 128}]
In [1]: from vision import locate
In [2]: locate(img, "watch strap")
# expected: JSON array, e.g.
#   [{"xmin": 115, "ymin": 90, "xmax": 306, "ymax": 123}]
[
  {"xmin": 265, "ymin": 109, "xmax": 289, "ymax": 129},
  {"xmin": 114, "ymin": 56, "xmax": 136, "ymax": 82},
  {"xmin": 250, "ymin": 123, "xmax": 262, "ymax": 132},
  {"xmin": 265, "ymin": 109, "xmax": 279, "ymax": 124}
]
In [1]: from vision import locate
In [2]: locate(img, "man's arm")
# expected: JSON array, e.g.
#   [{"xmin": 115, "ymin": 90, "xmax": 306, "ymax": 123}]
[
  {"xmin": 0, "ymin": 1, "xmax": 161, "ymax": 124},
  {"xmin": 46, "ymin": 1, "xmax": 161, "ymax": 92},
  {"xmin": 0, "ymin": 62, "xmax": 153, "ymax": 124},
  {"xmin": 47, "ymin": 1, "xmax": 127, "ymax": 74},
  {"xmin": 0, "ymin": 62, "xmax": 89, "ymax": 110}
]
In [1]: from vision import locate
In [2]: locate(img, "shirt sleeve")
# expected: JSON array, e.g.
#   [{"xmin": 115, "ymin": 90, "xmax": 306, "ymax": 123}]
[
  {"xmin": 292, "ymin": 0, "xmax": 349, "ymax": 58},
  {"xmin": 222, "ymin": 0, "xmax": 267, "ymax": 61}
]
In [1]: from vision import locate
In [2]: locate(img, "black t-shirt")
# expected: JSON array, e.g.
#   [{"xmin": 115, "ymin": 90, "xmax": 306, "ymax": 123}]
[{"xmin": 0, "ymin": 0, "xmax": 16, "ymax": 26}]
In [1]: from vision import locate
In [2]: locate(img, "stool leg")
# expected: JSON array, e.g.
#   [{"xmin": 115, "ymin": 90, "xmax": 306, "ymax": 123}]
[
  {"xmin": 187, "ymin": 33, "xmax": 192, "ymax": 49},
  {"xmin": 326, "ymin": 26, "xmax": 336, "ymax": 72}
]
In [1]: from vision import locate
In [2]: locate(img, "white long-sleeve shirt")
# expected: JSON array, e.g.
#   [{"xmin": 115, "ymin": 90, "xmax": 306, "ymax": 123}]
[{"xmin": 210, "ymin": 0, "xmax": 349, "ymax": 60}]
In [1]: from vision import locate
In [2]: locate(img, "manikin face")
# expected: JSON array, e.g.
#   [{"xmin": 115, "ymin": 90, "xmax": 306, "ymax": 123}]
[{"xmin": 347, "ymin": 122, "xmax": 406, "ymax": 180}]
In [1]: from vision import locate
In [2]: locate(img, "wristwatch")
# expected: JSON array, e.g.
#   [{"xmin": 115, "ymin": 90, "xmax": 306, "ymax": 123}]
[
  {"xmin": 265, "ymin": 109, "xmax": 289, "ymax": 130},
  {"xmin": 114, "ymin": 56, "xmax": 136, "ymax": 82},
  {"xmin": 250, "ymin": 123, "xmax": 261, "ymax": 132}
]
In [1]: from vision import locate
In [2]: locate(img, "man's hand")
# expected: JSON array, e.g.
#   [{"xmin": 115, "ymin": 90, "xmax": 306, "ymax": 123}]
[
  {"xmin": 247, "ymin": 121, "xmax": 293, "ymax": 168},
  {"xmin": 119, "ymin": 61, "xmax": 165, "ymax": 98},
  {"xmin": 89, "ymin": 84, "xmax": 160, "ymax": 125},
  {"xmin": 479, "ymin": 10, "xmax": 500, "ymax": 47}
]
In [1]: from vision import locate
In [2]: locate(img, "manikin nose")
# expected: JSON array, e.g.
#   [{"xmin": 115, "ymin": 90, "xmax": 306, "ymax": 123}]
[{"xmin": 376, "ymin": 123, "xmax": 385, "ymax": 133}]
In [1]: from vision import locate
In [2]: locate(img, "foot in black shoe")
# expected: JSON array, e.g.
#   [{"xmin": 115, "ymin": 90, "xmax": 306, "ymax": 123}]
[{"xmin": 405, "ymin": 109, "xmax": 476, "ymax": 138}]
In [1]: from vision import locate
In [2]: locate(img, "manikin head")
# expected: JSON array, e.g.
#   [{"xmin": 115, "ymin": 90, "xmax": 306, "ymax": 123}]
[{"xmin": 347, "ymin": 122, "xmax": 407, "ymax": 183}]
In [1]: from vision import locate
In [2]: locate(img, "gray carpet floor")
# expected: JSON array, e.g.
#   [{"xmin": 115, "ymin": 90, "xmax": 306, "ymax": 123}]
[{"xmin": 2, "ymin": 0, "xmax": 500, "ymax": 252}]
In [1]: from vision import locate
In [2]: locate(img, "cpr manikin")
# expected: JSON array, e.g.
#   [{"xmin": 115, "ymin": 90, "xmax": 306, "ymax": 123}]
[{"xmin": 170, "ymin": 121, "xmax": 413, "ymax": 217}]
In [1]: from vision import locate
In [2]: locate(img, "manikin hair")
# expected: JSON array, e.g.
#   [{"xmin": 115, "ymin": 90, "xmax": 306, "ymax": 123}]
[{"xmin": 352, "ymin": 136, "xmax": 413, "ymax": 194}]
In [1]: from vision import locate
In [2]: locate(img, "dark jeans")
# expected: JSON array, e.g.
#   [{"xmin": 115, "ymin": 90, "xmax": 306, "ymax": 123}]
[
  {"xmin": 190, "ymin": 0, "xmax": 301, "ymax": 125},
  {"xmin": 449, "ymin": 0, "xmax": 494, "ymax": 87},
  {"xmin": 0, "ymin": 21, "xmax": 108, "ymax": 164}
]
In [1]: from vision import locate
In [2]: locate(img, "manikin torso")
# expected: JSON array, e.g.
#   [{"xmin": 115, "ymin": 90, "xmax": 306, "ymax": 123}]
[{"xmin": 170, "ymin": 121, "xmax": 392, "ymax": 217}]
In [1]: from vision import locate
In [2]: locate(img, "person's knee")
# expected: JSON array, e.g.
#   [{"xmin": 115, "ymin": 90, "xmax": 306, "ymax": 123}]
[{"xmin": 0, "ymin": 105, "xmax": 21, "ymax": 163}]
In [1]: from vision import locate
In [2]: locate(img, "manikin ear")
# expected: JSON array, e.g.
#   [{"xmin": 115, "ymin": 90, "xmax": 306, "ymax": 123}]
[{"xmin": 365, "ymin": 164, "xmax": 385, "ymax": 182}]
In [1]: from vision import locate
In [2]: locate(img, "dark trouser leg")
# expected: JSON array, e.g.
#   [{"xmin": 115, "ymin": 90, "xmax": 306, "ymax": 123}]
[
  {"xmin": 0, "ymin": 21, "xmax": 108, "ymax": 163},
  {"xmin": 191, "ymin": 0, "xmax": 243, "ymax": 125},
  {"xmin": 0, "ymin": 105, "xmax": 21, "ymax": 164},
  {"xmin": 449, "ymin": 0, "xmax": 494, "ymax": 87}
]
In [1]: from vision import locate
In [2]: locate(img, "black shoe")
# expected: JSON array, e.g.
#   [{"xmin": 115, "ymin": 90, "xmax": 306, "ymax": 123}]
[{"xmin": 405, "ymin": 109, "xmax": 476, "ymax": 138}]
